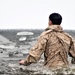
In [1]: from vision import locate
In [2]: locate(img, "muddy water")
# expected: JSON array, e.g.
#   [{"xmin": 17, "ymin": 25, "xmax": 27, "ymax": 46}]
[
  {"xmin": 0, "ymin": 30, "xmax": 75, "ymax": 75},
  {"xmin": 1, "ymin": 57, "xmax": 75, "ymax": 75}
]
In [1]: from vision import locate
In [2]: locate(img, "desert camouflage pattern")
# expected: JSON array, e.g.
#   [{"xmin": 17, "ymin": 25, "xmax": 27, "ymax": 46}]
[{"xmin": 24, "ymin": 25, "xmax": 75, "ymax": 68}]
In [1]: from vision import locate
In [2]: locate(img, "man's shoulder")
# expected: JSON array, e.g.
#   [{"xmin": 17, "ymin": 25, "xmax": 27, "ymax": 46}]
[
  {"xmin": 62, "ymin": 31, "xmax": 75, "ymax": 43},
  {"xmin": 40, "ymin": 30, "xmax": 52, "ymax": 37},
  {"xmin": 63, "ymin": 32, "xmax": 73, "ymax": 39}
]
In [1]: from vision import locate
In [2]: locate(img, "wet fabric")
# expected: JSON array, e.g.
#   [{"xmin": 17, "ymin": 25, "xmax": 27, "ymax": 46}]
[{"xmin": 24, "ymin": 25, "xmax": 75, "ymax": 68}]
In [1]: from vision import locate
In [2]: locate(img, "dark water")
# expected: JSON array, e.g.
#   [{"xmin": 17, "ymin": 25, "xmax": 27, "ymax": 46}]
[
  {"xmin": 0, "ymin": 29, "xmax": 75, "ymax": 75},
  {"xmin": 0, "ymin": 29, "xmax": 43, "ymax": 42},
  {"xmin": 0, "ymin": 29, "xmax": 75, "ymax": 42}
]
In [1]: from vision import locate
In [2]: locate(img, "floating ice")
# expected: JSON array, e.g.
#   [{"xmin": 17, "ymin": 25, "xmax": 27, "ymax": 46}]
[
  {"xmin": 0, "ymin": 35, "xmax": 13, "ymax": 45},
  {"xmin": 17, "ymin": 32, "xmax": 34, "ymax": 36},
  {"xmin": 0, "ymin": 45, "xmax": 15, "ymax": 49},
  {"xmin": 19, "ymin": 37, "xmax": 27, "ymax": 41}
]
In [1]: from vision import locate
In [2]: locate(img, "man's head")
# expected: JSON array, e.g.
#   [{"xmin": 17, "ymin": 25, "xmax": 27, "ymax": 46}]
[{"xmin": 48, "ymin": 13, "xmax": 62, "ymax": 25}]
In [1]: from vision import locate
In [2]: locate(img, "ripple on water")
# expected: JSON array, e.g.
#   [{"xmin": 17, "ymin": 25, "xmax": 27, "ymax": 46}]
[{"xmin": 7, "ymin": 62, "xmax": 75, "ymax": 75}]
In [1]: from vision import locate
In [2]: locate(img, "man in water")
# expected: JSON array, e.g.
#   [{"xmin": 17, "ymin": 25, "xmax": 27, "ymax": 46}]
[{"xmin": 19, "ymin": 13, "xmax": 75, "ymax": 68}]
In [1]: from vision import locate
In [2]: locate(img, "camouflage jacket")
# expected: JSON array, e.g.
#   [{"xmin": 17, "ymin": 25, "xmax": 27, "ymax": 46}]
[{"xmin": 23, "ymin": 25, "xmax": 75, "ymax": 68}]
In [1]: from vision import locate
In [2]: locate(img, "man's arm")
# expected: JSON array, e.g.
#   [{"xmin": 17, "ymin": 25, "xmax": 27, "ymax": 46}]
[
  {"xmin": 19, "ymin": 33, "xmax": 48, "ymax": 66},
  {"xmin": 69, "ymin": 40, "xmax": 75, "ymax": 64}
]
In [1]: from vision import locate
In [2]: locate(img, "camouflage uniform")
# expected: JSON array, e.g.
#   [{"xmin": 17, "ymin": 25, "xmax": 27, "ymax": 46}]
[{"xmin": 23, "ymin": 25, "xmax": 75, "ymax": 68}]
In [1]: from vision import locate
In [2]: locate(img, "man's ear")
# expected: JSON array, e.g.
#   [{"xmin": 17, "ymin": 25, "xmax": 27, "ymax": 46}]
[{"xmin": 48, "ymin": 20, "xmax": 52, "ymax": 26}]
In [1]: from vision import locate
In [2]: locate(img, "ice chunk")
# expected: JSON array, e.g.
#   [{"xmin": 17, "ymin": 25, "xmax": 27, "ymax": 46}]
[
  {"xmin": 17, "ymin": 32, "xmax": 34, "ymax": 36},
  {"xmin": 19, "ymin": 37, "xmax": 27, "ymax": 41}
]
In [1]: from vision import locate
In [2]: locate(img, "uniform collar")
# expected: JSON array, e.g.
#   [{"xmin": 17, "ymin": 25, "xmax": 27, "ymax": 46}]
[{"xmin": 45, "ymin": 25, "xmax": 63, "ymax": 32}]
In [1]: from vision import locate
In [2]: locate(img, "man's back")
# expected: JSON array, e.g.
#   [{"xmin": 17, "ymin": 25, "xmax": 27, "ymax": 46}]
[{"xmin": 44, "ymin": 25, "xmax": 73, "ymax": 68}]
